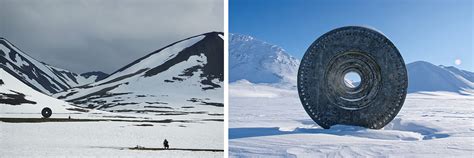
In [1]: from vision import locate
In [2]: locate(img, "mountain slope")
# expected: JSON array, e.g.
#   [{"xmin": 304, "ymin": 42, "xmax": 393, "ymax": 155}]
[
  {"xmin": 442, "ymin": 66, "xmax": 474, "ymax": 83},
  {"xmin": 54, "ymin": 32, "xmax": 224, "ymax": 113},
  {"xmin": 0, "ymin": 38, "xmax": 107, "ymax": 94},
  {"xmin": 0, "ymin": 68, "xmax": 82, "ymax": 114},
  {"xmin": 229, "ymin": 33, "xmax": 299, "ymax": 84},
  {"xmin": 407, "ymin": 61, "xmax": 474, "ymax": 93}
]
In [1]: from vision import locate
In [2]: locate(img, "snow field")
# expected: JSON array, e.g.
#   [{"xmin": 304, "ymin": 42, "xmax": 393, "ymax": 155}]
[{"xmin": 229, "ymin": 82, "xmax": 474, "ymax": 157}]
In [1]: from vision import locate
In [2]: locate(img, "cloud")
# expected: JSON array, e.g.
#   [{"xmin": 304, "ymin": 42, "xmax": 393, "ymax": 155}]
[{"xmin": 0, "ymin": 0, "xmax": 223, "ymax": 73}]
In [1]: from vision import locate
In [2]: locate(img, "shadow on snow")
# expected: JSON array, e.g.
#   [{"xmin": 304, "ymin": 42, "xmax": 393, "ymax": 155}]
[{"xmin": 229, "ymin": 118, "xmax": 449, "ymax": 141}]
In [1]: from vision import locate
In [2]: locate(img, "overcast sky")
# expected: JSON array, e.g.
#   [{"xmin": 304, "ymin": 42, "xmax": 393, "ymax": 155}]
[{"xmin": 0, "ymin": 0, "xmax": 223, "ymax": 74}]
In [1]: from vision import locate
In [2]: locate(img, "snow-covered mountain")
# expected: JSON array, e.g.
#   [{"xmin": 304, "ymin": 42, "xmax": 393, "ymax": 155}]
[
  {"xmin": 0, "ymin": 38, "xmax": 108, "ymax": 94},
  {"xmin": 55, "ymin": 32, "xmax": 224, "ymax": 113},
  {"xmin": 407, "ymin": 61, "xmax": 474, "ymax": 94},
  {"xmin": 229, "ymin": 33, "xmax": 299, "ymax": 85},
  {"xmin": 229, "ymin": 33, "xmax": 473, "ymax": 94}
]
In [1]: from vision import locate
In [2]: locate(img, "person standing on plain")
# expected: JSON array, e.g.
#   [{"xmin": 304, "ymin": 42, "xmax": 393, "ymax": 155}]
[{"xmin": 163, "ymin": 139, "xmax": 169, "ymax": 149}]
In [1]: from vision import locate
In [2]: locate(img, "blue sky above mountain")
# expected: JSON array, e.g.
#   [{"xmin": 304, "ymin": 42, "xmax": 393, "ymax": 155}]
[{"xmin": 230, "ymin": 0, "xmax": 473, "ymax": 71}]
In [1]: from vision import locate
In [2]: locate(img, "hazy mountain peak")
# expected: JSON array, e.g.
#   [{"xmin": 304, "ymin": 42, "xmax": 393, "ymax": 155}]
[
  {"xmin": 229, "ymin": 33, "xmax": 300, "ymax": 85},
  {"xmin": 400, "ymin": 61, "xmax": 473, "ymax": 94}
]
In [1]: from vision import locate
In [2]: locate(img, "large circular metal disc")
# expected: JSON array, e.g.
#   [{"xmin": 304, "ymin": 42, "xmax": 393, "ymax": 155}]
[
  {"xmin": 297, "ymin": 26, "xmax": 407, "ymax": 129},
  {"xmin": 41, "ymin": 107, "xmax": 52, "ymax": 118}
]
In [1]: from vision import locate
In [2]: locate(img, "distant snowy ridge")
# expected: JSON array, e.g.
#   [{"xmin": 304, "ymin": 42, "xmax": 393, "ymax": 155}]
[
  {"xmin": 54, "ymin": 32, "xmax": 224, "ymax": 112},
  {"xmin": 229, "ymin": 33, "xmax": 473, "ymax": 94},
  {"xmin": 229, "ymin": 33, "xmax": 300, "ymax": 85},
  {"xmin": 407, "ymin": 61, "xmax": 473, "ymax": 94},
  {"xmin": 45, "ymin": 64, "xmax": 108, "ymax": 87},
  {"xmin": 0, "ymin": 38, "xmax": 108, "ymax": 94}
]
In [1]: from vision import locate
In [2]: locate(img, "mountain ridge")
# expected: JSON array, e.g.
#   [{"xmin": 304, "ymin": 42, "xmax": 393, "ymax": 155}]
[
  {"xmin": 54, "ymin": 32, "xmax": 224, "ymax": 112},
  {"xmin": 0, "ymin": 38, "xmax": 108, "ymax": 94},
  {"xmin": 229, "ymin": 33, "xmax": 473, "ymax": 94},
  {"xmin": 407, "ymin": 61, "xmax": 473, "ymax": 93}
]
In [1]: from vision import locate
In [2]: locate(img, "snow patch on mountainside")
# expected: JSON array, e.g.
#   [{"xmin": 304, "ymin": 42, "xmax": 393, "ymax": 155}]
[{"xmin": 80, "ymin": 71, "xmax": 109, "ymax": 82}]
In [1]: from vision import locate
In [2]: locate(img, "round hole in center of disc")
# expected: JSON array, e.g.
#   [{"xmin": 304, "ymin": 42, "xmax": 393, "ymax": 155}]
[{"xmin": 343, "ymin": 71, "xmax": 361, "ymax": 88}]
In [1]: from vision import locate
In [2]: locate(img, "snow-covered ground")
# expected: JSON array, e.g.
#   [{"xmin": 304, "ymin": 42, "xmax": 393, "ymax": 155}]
[
  {"xmin": 0, "ymin": 121, "xmax": 223, "ymax": 157},
  {"xmin": 1, "ymin": 105, "xmax": 223, "ymax": 157},
  {"xmin": 229, "ymin": 81, "xmax": 474, "ymax": 157}
]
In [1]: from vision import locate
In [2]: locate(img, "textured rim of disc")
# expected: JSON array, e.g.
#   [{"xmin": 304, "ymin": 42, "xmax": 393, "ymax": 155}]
[{"xmin": 297, "ymin": 26, "xmax": 408, "ymax": 129}]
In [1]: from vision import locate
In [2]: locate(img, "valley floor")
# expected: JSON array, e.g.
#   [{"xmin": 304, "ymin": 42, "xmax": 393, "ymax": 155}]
[
  {"xmin": 0, "ymin": 112, "xmax": 223, "ymax": 157},
  {"xmin": 229, "ymin": 83, "xmax": 474, "ymax": 157}
]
